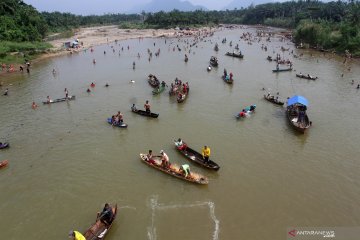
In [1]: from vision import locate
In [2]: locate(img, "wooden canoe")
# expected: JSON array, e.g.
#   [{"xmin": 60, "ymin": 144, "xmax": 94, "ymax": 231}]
[
  {"xmin": 286, "ymin": 105, "xmax": 311, "ymax": 133},
  {"xmin": 0, "ymin": 143, "xmax": 9, "ymax": 149},
  {"xmin": 148, "ymin": 75, "xmax": 160, "ymax": 88},
  {"xmin": 272, "ymin": 68, "xmax": 292, "ymax": 73},
  {"xmin": 296, "ymin": 74, "xmax": 317, "ymax": 80},
  {"xmin": 140, "ymin": 153, "xmax": 208, "ymax": 185},
  {"xmin": 107, "ymin": 118, "xmax": 128, "ymax": 128},
  {"xmin": 42, "ymin": 95, "xmax": 75, "ymax": 104},
  {"xmin": 131, "ymin": 107, "xmax": 159, "ymax": 118},
  {"xmin": 152, "ymin": 84, "xmax": 165, "ymax": 95},
  {"xmin": 222, "ymin": 75, "xmax": 233, "ymax": 84},
  {"xmin": 225, "ymin": 52, "xmax": 244, "ymax": 58},
  {"xmin": 177, "ymin": 89, "xmax": 189, "ymax": 103},
  {"xmin": 173, "ymin": 141, "xmax": 220, "ymax": 171},
  {"xmin": 83, "ymin": 204, "xmax": 118, "ymax": 240},
  {"xmin": 210, "ymin": 57, "xmax": 218, "ymax": 67},
  {"xmin": 264, "ymin": 94, "xmax": 284, "ymax": 106},
  {"xmin": 0, "ymin": 160, "xmax": 9, "ymax": 169}
]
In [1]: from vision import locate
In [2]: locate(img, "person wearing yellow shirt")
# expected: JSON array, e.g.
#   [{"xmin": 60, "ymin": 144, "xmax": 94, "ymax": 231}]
[
  {"xmin": 202, "ymin": 145, "xmax": 211, "ymax": 164},
  {"xmin": 69, "ymin": 230, "xmax": 86, "ymax": 240}
]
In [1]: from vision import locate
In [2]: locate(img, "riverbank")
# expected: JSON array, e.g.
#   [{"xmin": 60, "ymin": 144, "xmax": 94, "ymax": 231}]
[{"xmin": 0, "ymin": 25, "xmax": 214, "ymax": 77}]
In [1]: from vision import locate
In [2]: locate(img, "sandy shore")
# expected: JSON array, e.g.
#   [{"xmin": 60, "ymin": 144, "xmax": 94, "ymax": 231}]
[
  {"xmin": 41, "ymin": 25, "xmax": 212, "ymax": 60},
  {"xmin": 0, "ymin": 25, "xmax": 212, "ymax": 78}
]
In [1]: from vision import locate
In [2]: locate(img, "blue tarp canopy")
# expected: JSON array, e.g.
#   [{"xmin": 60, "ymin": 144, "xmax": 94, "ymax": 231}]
[{"xmin": 287, "ymin": 95, "xmax": 309, "ymax": 107}]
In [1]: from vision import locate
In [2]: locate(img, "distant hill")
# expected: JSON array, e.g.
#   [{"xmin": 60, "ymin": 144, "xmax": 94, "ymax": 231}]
[
  {"xmin": 224, "ymin": 0, "xmax": 274, "ymax": 10},
  {"xmin": 130, "ymin": 0, "xmax": 206, "ymax": 13}
]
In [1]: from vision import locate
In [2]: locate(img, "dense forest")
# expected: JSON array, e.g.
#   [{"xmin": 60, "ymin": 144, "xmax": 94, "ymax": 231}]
[{"xmin": 0, "ymin": 0, "xmax": 360, "ymax": 61}]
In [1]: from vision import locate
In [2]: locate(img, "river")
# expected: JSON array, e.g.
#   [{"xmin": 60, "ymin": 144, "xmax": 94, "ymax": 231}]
[{"xmin": 1, "ymin": 26, "xmax": 360, "ymax": 240}]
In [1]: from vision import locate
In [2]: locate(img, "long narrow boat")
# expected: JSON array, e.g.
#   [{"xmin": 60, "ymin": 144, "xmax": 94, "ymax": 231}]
[
  {"xmin": 107, "ymin": 118, "xmax": 128, "ymax": 128},
  {"xmin": 152, "ymin": 84, "xmax": 165, "ymax": 95},
  {"xmin": 0, "ymin": 160, "xmax": 9, "ymax": 169},
  {"xmin": 83, "ymin": 204, "xmax": 118, "ymax": 240},
  {"xmin": 173, "ymin": 140, "xmax": 220, "ymax": 171},
  {"xmin": 210, "ymin": 56, "xmax": 218, "ymax": 67},
  {"xmin": 222, "ymin": 75, "xmax": 233, "ymax": 84},
  {"xmin": 131, "ymin": 106, "xmax": 159, "ymax": 118},
  {"xmin": 264, "ymin": 94, "xmax": 284, "ymax": 106},
  {"xmin": 296, "ymin": 74, "xmax": 317, "ymax": 80},
  {"xmin": 140, "ymin": 153, "xmax": 208, "ymax": 185},
  {"xmin": 42, "ymin": 95, "xmax": 76, "ymax": 104},
  {"xmin": 148, "ymin": 75, "xmax": 160, "ymax": 88},
  {"xmin": 0, "ymin": 143, "xmax": 9, "ymax": 149},
  {"xmin": 177, "ymin": 92, "xmax": 188, "ymax": 103},
  {"xmin": 272, "ymin": 68, "xmax": 292, "ymax": 73},
  {"xmin": 225, "ymin": 52, "xmax": 244, "ymax": 58},
  {"xmin": 286, "ymin": 95, "xmax": 311, "ymax": 133},
  {"xmin": 235, "ymin": 105, "xmax": 256, "ymax": 119}
]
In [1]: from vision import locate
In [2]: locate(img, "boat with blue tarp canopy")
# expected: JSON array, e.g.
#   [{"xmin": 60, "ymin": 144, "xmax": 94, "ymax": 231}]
[
  {"xmin": 286, "ymin": 95, "xmax": 311, "ymax": 133},
  {"xmin": 287, "ymin": 95, "xmax": 309, "ymax": 107}
]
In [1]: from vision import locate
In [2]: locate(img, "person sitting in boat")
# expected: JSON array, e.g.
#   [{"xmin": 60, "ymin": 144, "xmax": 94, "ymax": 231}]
[
  {"xmin": 229, "ymin": 72, "xmax": 233, "ymax": 80},
  {"xmin": 276, "ymin": 63, "xmax": 279, "ymax": 71},
  {"xmin": 131, "ymin": 104, "xmax": 137, "ymax": 112},
  {"xmin": 86, "ymin": 88, "xmax": 91, "ymax": 93},
  {"xmin": 179, "ymin": 164, "xmax": 191, "ymax": 178},
  {"xmin": 249, "ymin": 105, "xmax": 256, "ymax": 112},
  {"xmin": 178, "ymin": 92, "xmax": 183, "ymax": 100},
  {"xmin": 182, "ymin": 83, "xmax": 187, "ymax": 94},
  {"xmin": 223, "ymin": 68, "xmax": 227, "ymax": 77},
  {"xmin": 111, "ymin": 115, "xmax": 116, "ymax": 124},
  {"xmin": 146, "ymin": 149, "xmax": 153, "ymax": 160},
  {"xmin": 46, "ymin": 96, "xmax": 51, "ymax": 103},
  {"xmin": 144, "ymin": 100, "xmax": 151, "ymax": 114},
  {"xmin": 160, "ymin": 150, "xmax": 170, "ymax": 168},
  {"xmin": 91, "ymin": 82, "xmax": 95, "ymax": 88},
  {"xmin": 161, "ymin": 81, "xmax": 166, "ymax": 87},
  {"xmin": 175, "ymin": 138, "xmax": 187, "ymax": 150},
  {"xmin": 68, "ymin": 230, "xmax": 86, "ymax": 240},
  {"xmin": 146, "ymin": 150, "xmax": 156, "ymax": 164},
  {"xmin": 98, "ymin": 203, "xmax": 114, "ymax": 225},
  {"xmin": 357, "ymin": 84, "xmax": 360, "ymax": 89},
  {"xmin": 175, "ymin": 77, "xmax": 179, "ymax": 85},
  {"xmin": 239, "ymin": 110, "xmax": 246, "ymax": 118},
  {"xmin": 202, "ymin": 146, "xmax": 211, "ymax": 164}
]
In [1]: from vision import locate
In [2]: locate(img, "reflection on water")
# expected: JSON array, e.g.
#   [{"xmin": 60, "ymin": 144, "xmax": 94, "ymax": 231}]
[{"xmin": 1, "ymin": 26, "xmax": 360, "ymax": 239}]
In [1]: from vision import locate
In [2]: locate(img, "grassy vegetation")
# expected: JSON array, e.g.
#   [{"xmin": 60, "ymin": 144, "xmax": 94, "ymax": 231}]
[
  {"xmin": 294, "ymin": 20, "xmax": 360, "ymax": 56},
  {"xmin": 45, "ymin": 29, "xmax": 75, "ymax": 41},
  {"xmin": 0, "ymin": 41, "xmax": 52, "ymax": 64}
]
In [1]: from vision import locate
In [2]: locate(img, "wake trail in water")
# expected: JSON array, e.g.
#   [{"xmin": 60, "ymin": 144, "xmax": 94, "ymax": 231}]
[{"xmin": 147, "ymin": 195, "xmax": 220, "ymax": 240}]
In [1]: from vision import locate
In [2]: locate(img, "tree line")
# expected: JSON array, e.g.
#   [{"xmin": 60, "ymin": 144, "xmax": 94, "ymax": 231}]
[{"xmin": 0, "ymin": 0, "xmax": 359, "ymax": 55}]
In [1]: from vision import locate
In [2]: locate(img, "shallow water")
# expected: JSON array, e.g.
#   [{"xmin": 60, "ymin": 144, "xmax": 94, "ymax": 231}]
[{"xmin": 1, "ymin": 26, "xmax": 360, "ymax": 240}]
